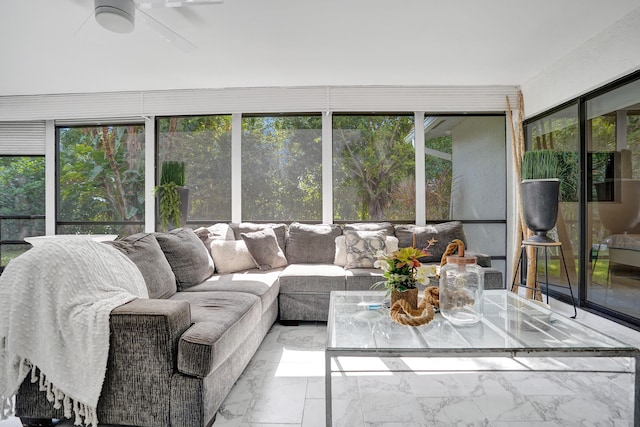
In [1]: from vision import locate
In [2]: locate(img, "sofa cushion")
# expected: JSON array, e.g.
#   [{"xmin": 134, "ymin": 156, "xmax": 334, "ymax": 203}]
[
  {"xmin": 335, "ymin": 235, "xmax": 399, "ymax": 267},
  {"xmin": 209, "ymin": 240, "xmax": 256, "ymax": 274},
  {"xmin": 279, "ymin": 263, "xmax": 346, "ymax": 293},
  {"xmin": 241, "ymin": 228, "xmax": 288, "ymax": 271},
  {"xmin": 155, "ymin": 228, "xmax": 215, "ymax": 291},
  {"xmin": 171, "ymin": 291, "xmax": 262, "ymax": 378},
  {"xmin": 345, "ymin": 268, "xmax": 385, "ymax": 291},
  {"xmin": 183, "ymin": 269, "xmax": 282, "ymax": 314},
  {"xmin": 105, "ymin": 233, "xmax": 177, "ymax": 299},
  {"xmin": 344, "ymin": 230, "xmax": 386, "ymax": 268},
  {"xmin": 285, "ymin": 223, "xmax": 342, "ymax": 264},
  {"xmin": 229, "ymin": 222, "xmax": 287, "ymax": 252},
  {"xmin": 343, "ymin": 222, "xmax": 395, "ymax": 236},
  {"xmin": 394, "ymin": 221, "xmax": 467, "ymax": 263}
]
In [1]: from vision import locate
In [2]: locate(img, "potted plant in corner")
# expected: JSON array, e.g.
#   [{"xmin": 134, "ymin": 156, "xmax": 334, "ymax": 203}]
[
  {"xmin": 154, "ymin": 161, "xmax": 189, "ymax": 231},
  {"xmin": 520, "ymin": 150, "xmax": 561, "ymax": 243}
]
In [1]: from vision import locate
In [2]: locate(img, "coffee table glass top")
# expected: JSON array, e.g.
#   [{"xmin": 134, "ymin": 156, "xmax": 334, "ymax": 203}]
[{"xmin": 327, "ymin": 290, "xmax": 637, "ymax": 354}]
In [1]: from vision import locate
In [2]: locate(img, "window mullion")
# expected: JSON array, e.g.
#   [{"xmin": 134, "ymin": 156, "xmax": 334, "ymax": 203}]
[
  {"xmin": 231, "ymin": 113, "xmax": 242, "ymax": 222},
  {"xmin": 145, "ymin": 116, "xmax": 155, "ymax": 232},
  {"xmin": 414, "ymin": 112, "xmax": 426, "ymax": 226},
  {"xmin": 322, "ymin": 111, "xmax": 333, "ymax": 224}
]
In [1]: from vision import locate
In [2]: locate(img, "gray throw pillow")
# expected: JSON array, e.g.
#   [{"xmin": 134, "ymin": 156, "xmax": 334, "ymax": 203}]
[
  {"xmin": 155, "ymin": 228, "xmax": 215, "ymax": 290},
  {"xmin": 229, "ymin": 222, "xmax": 287, "ymax": 251},
  {"xmin": 285, "ymin": 222, "xmax": 342, "ymax": 264},
  {"xmin": 105, "ymin": 233, "xmax": 177, "ymax": 299},
  {"xmin": 394, "ymin": 221, "xmax": 467, "ymax": 263},
  {"xmin": 343, "ymin": 222, "xmax": 395, "ymax": 236},
  {"xmin": 344, "ymin": 230, "xmax": 386, "ymax": 269},
  {"xmin": 241, "ymin": 228, "xmax": 288, "ymax": 271}
]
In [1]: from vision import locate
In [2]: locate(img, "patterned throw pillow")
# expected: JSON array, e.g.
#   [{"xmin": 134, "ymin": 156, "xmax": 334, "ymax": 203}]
[
  {"xmin": 334, "ymin": 235, "xmax": 398, "ymax": 267},
  {"xmin": 344, "ymin": 230, "xmax": 386, "ymax": 269},
  {"xmin": 394, "ymin": 221, "xmax": 467, "ymax": 263}
]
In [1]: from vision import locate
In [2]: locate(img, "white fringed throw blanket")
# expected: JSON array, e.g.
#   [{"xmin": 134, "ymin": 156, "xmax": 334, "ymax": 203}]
[{"xmin": 0, "ymin": 239, "xmax": 148, "ymax": 426}]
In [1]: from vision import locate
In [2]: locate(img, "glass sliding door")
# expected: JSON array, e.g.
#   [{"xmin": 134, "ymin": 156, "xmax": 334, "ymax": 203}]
[
  {"xmin": 587, "ymin": 79, "xmax": 640, "ymax": 317},
  {"xmin": 524, "ymin": 105, "xmax": 580, "ymax": 300}
]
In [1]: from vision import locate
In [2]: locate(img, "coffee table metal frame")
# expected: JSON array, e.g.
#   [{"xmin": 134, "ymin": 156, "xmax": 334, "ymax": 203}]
[{"xmin": 325, "ymin": 290, "xmax": 640, "ymax": 427}]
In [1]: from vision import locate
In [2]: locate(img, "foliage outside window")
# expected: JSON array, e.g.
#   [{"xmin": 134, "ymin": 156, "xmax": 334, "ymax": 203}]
[
  {"xmin": 424, "ymin": 117, "xmax": 453, "ymax": 220},
  {"xmin": 333, "ymin": 114, "xmax": 415, "ymax": 221},
  {"xmin": 57, "ymin": 125, "xmax": 145, "ymax": 236},
  {"xmin": 242, "ymin": 115, "xmax": 322, "ymax": 221},
  {"xmin": 157, "ymin": 115, "xmax": 232, "ymax": 223},
  {"xmin": 0, "ymin": 156, "xmax": 45, "ymax": 269}
]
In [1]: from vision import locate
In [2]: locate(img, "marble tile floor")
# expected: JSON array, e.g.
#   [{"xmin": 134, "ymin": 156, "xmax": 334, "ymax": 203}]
[{"xmin": 2, "ymin": 296, "xmax": 640, "ymax": 427}]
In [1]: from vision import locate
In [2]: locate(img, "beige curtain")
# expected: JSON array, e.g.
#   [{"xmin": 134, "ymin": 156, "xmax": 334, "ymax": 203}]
[{"xmin": 506, "ymin": 92, "xmax": 539, "ymax": 299}]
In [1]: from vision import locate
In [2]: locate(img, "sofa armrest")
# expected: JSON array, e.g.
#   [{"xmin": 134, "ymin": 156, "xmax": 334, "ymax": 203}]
[
  {"xmin": 97, "ymin": 298, "xmax": 193, "ymax": 424},
  {"xmin": 109, "ymin": 298, "xmax": 192, "ymax": 370},
  {"xmin": 17, "ymin": 298, "xmax": 193, "ymax": 425}
]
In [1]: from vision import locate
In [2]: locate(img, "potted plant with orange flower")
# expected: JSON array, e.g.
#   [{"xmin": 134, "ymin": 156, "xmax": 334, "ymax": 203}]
[{"xmin": 373, "ymin": 239, "xmax": 437, "ymax": 309}]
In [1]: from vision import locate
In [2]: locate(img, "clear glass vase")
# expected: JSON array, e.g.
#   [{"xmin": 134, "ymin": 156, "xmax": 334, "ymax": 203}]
[{"xmin": 439, "ymin": 254, "xmax": 484, "ymax": 325}]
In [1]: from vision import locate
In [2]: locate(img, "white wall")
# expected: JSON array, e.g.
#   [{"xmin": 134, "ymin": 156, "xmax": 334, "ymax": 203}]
[{"xmin": 522, "ymin": 5, "xmax": 640, "ymax": 118}]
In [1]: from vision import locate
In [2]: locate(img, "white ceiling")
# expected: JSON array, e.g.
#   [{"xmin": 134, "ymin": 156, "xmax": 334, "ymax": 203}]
[{"xmin": 1, "ymin": 0, "xmax": 639, "ymax": 97}]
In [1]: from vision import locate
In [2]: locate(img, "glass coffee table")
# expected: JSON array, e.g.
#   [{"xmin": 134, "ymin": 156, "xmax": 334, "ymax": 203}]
[{"xmin": 325, "ymin": 290, "xmax": 640, "ymax": 426}]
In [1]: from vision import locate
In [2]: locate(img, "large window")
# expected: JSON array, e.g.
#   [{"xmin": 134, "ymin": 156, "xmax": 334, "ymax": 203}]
[
  {"xmin": 157, "ymin": 115, "xmax": 232, "ymax": 224},
  {"xmin": 242, "ymin": 115, "xmax": 322, "ymax": 221},
  {"xmin": 333, "ymin": 114, "xmax": 415, "ymax": 221},
  {"xmin": 0, "ymin": 156, "xmax": 45, "ymax": 270},
  {"xmin": 57, "ymin": 124, "xmax": 145, "ymax": 236}
]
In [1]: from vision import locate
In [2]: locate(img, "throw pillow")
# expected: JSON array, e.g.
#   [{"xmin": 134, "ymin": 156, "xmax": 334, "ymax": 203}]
[
  {"xmin": 240, "ymin": 228, "xmax": 288, "ymax": 271},
  {"xmin": 229, "ymin": 222, "xmax": 287, "ymax": 251},
  {"xmin": 286, "ymin": 222, "xmax": 342, "ymax": 264},
  {"xmin": 154, "ymin": 228, "xmax": 215, "ymax": 290},
  {"xmin": 394, "ymin": 221, "xmax": 467, "ymax": 263},
  {"xmin": 343, "ymin": 222, "xmax": 395, "ymax": 236},
  {"xmin": 344, "ymin": 230, "xmax": 386, "ymax": 269},
  {"xmin": 209, "ymin": 240, "xmax": 257, "ymax": 274},
  {"xmin": 105, "ymin": 233, "xmax": 177, "ymax": 299},
  {"xmin": 194, "ymin": 223, "xmax": 234, "ymax": 245},
  {"xmin": 334, "ymin": 235, "xmax": 399, "ymax": 267}
]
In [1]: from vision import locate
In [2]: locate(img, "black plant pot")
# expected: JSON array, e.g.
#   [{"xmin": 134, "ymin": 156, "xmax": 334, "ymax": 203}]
[{"xmin": 521, "ymin": 179, "xmax": 560, "ymax": 243}]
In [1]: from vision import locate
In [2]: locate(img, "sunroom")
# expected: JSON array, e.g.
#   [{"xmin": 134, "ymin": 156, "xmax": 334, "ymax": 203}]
[{"xmin": 1, "ymin": 1, "xmax": 640, "ymax": 424}]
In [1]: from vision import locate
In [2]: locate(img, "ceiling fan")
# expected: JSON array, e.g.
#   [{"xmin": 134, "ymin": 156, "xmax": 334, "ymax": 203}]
[{"xmin": 86, "ymin": 0, "xmax": 223, "ymax": 51}]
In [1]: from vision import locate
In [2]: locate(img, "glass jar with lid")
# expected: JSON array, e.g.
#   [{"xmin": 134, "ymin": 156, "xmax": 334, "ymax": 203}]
[{"xmin": 439, "ymin": 240, "xmax": 484, "ymax": 325}]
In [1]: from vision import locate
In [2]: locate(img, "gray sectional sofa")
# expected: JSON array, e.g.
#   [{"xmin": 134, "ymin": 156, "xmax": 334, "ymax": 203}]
[{"xmin": 16, "ymin": 221, "xmax": 503, "ymax": 427}]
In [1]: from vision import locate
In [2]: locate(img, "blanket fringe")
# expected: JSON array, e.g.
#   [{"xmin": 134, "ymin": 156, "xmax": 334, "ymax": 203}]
[
  {"xmin": 31, "ymin": 366, "xmax": 99, "ymax": 427},
  {"xmin": 1, "ymin": 395, "xmax": 15, "ymax": 421}
]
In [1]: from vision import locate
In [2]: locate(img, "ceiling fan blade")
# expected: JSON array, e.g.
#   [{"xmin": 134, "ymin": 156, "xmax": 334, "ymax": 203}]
[
  {"xmin": 138, "ymin": 9, "xmax": 197, "ymax": 52},
  {"xmin": 137, "ymin": 0, "xmax": 223, "ymax": 9}
]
